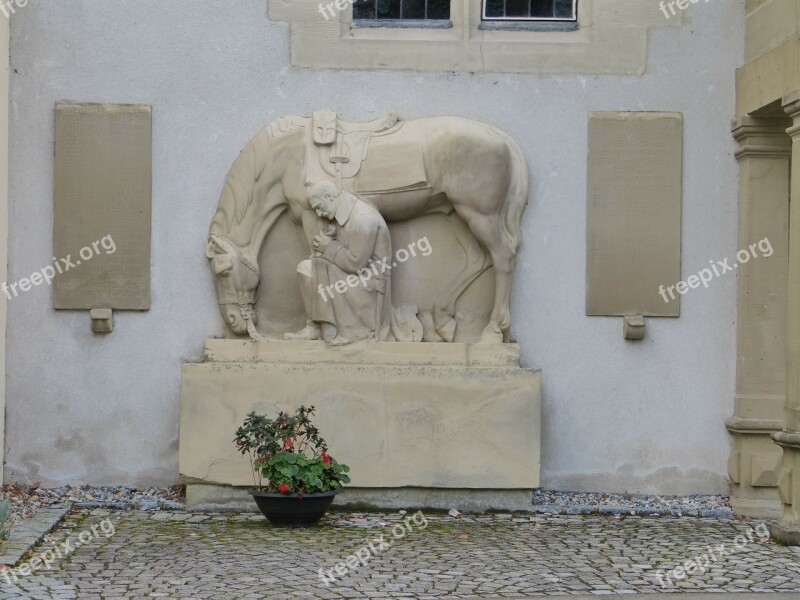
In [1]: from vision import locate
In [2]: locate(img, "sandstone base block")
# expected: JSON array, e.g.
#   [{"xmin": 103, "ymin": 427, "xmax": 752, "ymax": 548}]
[{"xmin": 180, "ymin": 339, "xmax": 540, "ymax": 506}]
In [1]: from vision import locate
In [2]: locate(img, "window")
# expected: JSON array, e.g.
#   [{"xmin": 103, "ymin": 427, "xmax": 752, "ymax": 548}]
[
  {"xmin": 272, "ymin": 0, "xmax": 678, "ymax": 75},
  {"xmin": 353, "ymin": 0, "xmax": 450, "ymax": 20},
  {"xmin": 483, "ymin": 0, "xmax": 577, "ymax": 21}
]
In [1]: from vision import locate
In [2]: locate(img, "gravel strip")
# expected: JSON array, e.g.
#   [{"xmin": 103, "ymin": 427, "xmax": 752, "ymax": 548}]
[
  {"xmin": 1, "ymin": 485, "xmax": 730, "ymax": 531},
  {"xmin": 531, "ymin": 490, "xmax": 732, "ymax": 517},
  {"xmin": 0, "ymin": 484, "xmax": 185, "ymax": 537}
]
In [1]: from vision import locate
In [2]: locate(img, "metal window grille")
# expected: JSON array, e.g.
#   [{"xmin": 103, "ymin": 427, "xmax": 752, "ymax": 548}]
[
  {"xmin": 483, "ymin": 0, "xmax": 577, "ymax": 21},
  {"xmin": 353, "ymin": 0, "xmax": 451, "ymax": 20}
]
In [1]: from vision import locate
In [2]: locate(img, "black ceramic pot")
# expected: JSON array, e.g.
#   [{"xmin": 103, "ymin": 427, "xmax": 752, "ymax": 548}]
[{"xmin": 248, "ymin": 489, "xmax": 338, "ymax": 527}]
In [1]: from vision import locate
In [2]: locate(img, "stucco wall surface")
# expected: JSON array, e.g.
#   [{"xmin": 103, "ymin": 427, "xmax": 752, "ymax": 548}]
[{"xmin": 5, "ymin": 0, "xmax": 743, "ymax": 494}]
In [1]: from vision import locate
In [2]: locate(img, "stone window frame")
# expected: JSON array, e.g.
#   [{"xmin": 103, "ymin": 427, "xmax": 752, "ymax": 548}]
[
  {"xmin": 481, "ymin": 0, "xmax": 578, "ymax": 23},
  {"xmin": 268, "ymin": 0, "xmax": 682, "ymax": 74}
]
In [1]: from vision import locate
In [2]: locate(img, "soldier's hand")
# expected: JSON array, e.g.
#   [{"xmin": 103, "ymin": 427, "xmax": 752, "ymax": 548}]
[{"xmin": 313, "ymin": 232, "xmax": 333, "ymax": 252}]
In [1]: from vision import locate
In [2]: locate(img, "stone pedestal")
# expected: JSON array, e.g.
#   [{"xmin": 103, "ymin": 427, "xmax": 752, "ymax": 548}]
[{"xmin": 179, "ymin": 339, "xmax": 541, "ymax": 509}]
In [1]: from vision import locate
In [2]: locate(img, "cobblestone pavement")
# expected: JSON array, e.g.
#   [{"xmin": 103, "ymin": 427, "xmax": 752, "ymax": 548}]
[{"xmin": 0, "ymin": 509, "xmax": 798, "ymax": 599}]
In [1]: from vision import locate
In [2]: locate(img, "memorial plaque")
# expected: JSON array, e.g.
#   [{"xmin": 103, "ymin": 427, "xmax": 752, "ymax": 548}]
[
  {"xmin": 54, "ymin": 103, "xmax": 151, "ymax": 310},
  {"xmin": 586, "ymin": 112, "xmax": 682, "ymax": 317}
]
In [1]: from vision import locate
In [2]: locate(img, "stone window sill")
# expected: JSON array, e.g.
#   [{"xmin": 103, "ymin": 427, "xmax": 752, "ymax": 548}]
[
  {"xmin": 478, "ymin": 20, "xmax": 578, "ymax": 32},
  {"xmin": 353, "ymin": 19, "xmax": 454, "ymax": 29}
]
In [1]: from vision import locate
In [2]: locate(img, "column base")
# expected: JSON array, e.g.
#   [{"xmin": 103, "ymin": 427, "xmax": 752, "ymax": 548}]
[
  {"xmin": 768, "ymin": 520, "xmax": 800, "ymax": 546},
  {"xmin": 770, "ymin": 428, "xmax": 800, "ymax": 545},
  {"xmin": 725, "ymin": 414, "xmax": 784, "ymax": 518},
  {"xmin": 730, "ymin": 496, "xmax": 783, "ymax": 519}
]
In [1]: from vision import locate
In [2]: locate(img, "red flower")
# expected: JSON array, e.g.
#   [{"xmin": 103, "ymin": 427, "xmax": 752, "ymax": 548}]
[
  {"xmin": 283, "ymin": 438, "xmax": 293, "ymax": 449},
  {"xmin": 257, "ymin": 456, "xmax": 264, "ymax": 464},
  {"xmin": 321, "ymin": 451, "xmax": 330, "ymax": 464},
  {"xmin": 279, "ymin": 483, "xmax": 289, "ymax": 493}
]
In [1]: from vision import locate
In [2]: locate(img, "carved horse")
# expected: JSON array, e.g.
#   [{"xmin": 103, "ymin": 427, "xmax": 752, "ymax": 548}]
[{"xmin": 206, "ymin": 114, "xmax": 529, "ymax": 343}]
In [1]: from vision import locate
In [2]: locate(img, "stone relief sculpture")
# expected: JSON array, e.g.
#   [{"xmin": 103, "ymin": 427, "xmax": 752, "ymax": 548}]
[
  {"xmin": 285, "ymin": 181, "xmax": 422, "ymax": 345},
  {"xmin": 206, "ymin": 110, "xmax": 529, "ymax": 344}
]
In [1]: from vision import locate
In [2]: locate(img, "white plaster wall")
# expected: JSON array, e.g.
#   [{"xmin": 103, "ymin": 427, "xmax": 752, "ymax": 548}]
[
  {"xmin": 0, "ymin": 14, "xmax": 9, "ymax": 486},
  {"xmin": 5, "ymin": 0, "xmax": 742, "ymax": 493}
]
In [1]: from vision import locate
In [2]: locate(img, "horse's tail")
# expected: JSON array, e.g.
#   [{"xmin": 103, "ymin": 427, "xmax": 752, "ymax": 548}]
[
  {"xmin": 500, "ymin": 133, "xmax": 529, "ymax": 259},
  {"xmin": 209, "ymin": 125, "xmax": 272, "ymax": 237}
]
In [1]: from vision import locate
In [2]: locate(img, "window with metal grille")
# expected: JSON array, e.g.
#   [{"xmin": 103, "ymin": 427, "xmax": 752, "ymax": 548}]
[
  {"xmin": 352, "ymin": 0, "xmax": 450, "ymax": 20},
  {"xmin": 483, "ymin": 0, "xmax": 577, "ymax": 21}
]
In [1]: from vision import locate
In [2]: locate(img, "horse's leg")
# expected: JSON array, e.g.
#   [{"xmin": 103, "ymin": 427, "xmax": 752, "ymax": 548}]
[
  {"xmin": 482, "ymin": 242, "xmax": 514, "ymax": 343},
  {"xmin": 450, "ymin": 207, "xmax": 516, "ymax": 343},
  {"xmin": 484, "ymin": 261, "xmax": 513, "ymax": 343},
  {"xmin": 424, "ymin": 119, "xmax": 526, "ymax": 344},
  {"xmin": 432, "ymin": 214, "xmax": 492, "ymax": 342}
]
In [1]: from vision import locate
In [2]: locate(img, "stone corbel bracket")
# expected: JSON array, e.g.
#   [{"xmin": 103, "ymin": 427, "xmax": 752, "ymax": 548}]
[
  {"xmin": 623, "ymin": 314, "xmax": 645, "ymax": 340},
  {"xmin": 90, "ymin": 308, "xmax": 113, "ymax": 334}
]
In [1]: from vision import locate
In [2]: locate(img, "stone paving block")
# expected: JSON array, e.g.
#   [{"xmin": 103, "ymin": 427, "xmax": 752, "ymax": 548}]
[{"xmin": 1, "ymin": 511, "xmax": 799, "ymax": 598}]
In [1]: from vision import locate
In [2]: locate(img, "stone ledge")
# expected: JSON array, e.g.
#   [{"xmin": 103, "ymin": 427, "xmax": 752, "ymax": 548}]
[
  {"xmin": 769, "ymin": 519, "xmax": 800, "ymax": 546},
  {"xmin": 203, "ymin": 338, "xmax": 521, "ymax": 367},
  {"xmin": 773, "ymin": 430, "xmax": 800, "ymax": 449},
  {"xmin": 0, "ymin": 506, "xmax": 70, "ymax": 567},
  {"xmin": 725, "ymin": 415, "xmax": 785, "ymax": 433},
  {"xmin": 186, "ymin": 484, "xmax": 535, "ymax": 512}
]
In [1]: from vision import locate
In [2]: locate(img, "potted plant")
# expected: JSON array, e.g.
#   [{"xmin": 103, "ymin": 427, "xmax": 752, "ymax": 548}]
[{"xmin": 233, "ymin": 405, "xmax": 350, "ymax": 527}]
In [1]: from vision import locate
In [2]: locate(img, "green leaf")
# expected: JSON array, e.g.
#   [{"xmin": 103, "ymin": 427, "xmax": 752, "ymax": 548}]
[{"xmin": 237, "ymin": 405, "xmax": 351, "ymax": 492}]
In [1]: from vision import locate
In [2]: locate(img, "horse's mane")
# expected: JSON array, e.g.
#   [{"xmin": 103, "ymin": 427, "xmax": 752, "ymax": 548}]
[
  {"xmin": 211, "ymin": 116, "xmax": 309, "ymax": 233},
  {"xmin": 266, "ymin": 115, "xmax": 307, "ymax": 139}
]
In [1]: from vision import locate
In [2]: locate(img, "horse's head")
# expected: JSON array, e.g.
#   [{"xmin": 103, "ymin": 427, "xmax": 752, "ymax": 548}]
[{"xmin": 206, "ymin": 234, "xmax": 261, "ymax": 335}]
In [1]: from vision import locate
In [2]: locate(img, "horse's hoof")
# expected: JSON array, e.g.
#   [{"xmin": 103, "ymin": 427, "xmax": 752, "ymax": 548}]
[
  {"xmin": 478, "ymin": 327, "xmax": 503, "ymax": 344},
  {"xmin": 435, "ymin": 318, "xmax": 456, "ymax": 343}
]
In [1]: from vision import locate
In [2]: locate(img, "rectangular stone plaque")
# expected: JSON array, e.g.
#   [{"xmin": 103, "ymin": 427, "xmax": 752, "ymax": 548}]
[
  {"xmin": 586, "ymin": 112, "xmax": 682, "ymax": 317},
  {"xmin": 53, "ymin": 103, "xmax": 151, "ymax": 310}
]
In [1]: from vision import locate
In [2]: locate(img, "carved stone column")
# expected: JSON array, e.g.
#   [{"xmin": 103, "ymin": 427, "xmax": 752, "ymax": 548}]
[
  {"xmin": 770, "ymin": 92, "xmax": 800, "ymax": 545},
  {"xmin": 727, "ymin": 116, "xmax": 791, "ymax": 518}
]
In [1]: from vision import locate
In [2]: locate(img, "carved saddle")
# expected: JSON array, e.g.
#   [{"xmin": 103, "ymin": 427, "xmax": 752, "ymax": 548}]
[{"xmin": 305, "ymin": 109, "xmax": 429, "ymax": 195}]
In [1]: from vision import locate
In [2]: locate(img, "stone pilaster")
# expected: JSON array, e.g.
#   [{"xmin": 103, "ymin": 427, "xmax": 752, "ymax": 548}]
[
  {"xmin": 727, "ymin": 116, "xmax": 791, "ymax": 518},
  {"xmin": 770, "ymin": 92, "xmax": 800, "ymax": 545}
]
